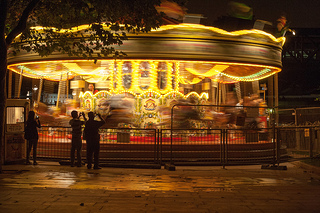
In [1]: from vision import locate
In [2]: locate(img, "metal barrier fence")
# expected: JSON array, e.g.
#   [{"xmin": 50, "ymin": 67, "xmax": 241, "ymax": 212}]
[
  {"xmin": 225, "ymin": 128, "xmax": 277, "ymax": 165},
  {"xmin": 277, "ymin": 126, "xmax": 320, "ymax": 160},
  {"xmin": 160, "ymin": 128, "xmax": 279, "ymax": 166},
  {"xmin": 30, "ymin": 105, "xmax": 320, "ymax": 166},
  {"xmin": 160, "ymin": 129, "xmax": 223, "ymax": 165},
  {"xmin": 278, "ymin": 107, "xmax": 320, "ymax": 125},
  {"xmin": 37, "ymin": 127, "xmax": 159, "ymax": 164},
  {"xmin": 98, "ymin": 128, "xmax": 159, "ymax": 164},
  {"xmin": 37, "ymin": 126, "xmax": 71, "ymax": 160},
  {"xmin": 36, "ymin": 127, "xmax": 282, "ymax": 166}
]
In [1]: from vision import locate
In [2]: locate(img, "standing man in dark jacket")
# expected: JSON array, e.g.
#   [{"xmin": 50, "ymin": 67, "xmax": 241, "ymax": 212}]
[
  {"xmin": 84, "ymin": 112, "xmax": 105, "ymax": 169},
  {"xmin": 25, "ymin": 111, "xmax": 41, "ymax": 165},
  {"xmin": 69, "ymin": 110, "xmax": 87, "ymax": 167}
]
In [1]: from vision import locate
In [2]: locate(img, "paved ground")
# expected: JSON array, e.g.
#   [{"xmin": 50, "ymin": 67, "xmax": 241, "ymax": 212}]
[{"xmin": 1, "ymin": 161, "xmax": 320, "ymax": 213}]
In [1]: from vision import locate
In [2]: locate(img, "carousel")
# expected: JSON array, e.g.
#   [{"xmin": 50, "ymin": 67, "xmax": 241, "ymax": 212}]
[{"xmin": 7, "ymin": 23, "xmax": 285, "ymax": 129}]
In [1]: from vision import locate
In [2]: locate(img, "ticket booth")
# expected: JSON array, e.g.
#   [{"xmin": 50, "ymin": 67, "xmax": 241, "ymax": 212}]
[{"xmin": 5, "ymin": 99, "xmax": 30, "ymax": 164}]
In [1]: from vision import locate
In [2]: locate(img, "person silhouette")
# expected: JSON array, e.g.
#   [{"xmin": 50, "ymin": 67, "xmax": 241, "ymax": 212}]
[
  {"xmin": 84, "ymin": 112, "xmax": 105, "ymax": 169},
  {"xmin": 69, "ymin": 110, "xmax": 87, "ymax": 167},
  {"xmin": 25, "ymin": 111, "xmax": 41, "ymax": 165}
]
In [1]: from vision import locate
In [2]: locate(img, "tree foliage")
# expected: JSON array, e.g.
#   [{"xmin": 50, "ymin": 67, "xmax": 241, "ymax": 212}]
[{"xmin": 6, "ymin": 0, "xmax": 188, "ymax": 61}]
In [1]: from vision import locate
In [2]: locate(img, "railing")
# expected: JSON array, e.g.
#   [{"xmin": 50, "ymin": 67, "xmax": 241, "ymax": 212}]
[
  {"xmin": 225, "ymin": 128, "xmax": 277, "ymax": 165},
  {"xmin": 28, "ymin": 105, "xmax": 320, "ymax": 166},
  {"xmin": 36, "ymin": 126, "xmax": 285, "ymax": 166},
  {"xmin": 37, "ymin": 127, "xmax": 160, "ymax": 164},
  {"xmin": 98, "ymin": 128, "xmax": 159, "ymax": 164},
  {"xmin": 37, "ymin": 126, "xmax": 71, "ymax": 160},
  {"xmin": 160, "ymin": 129, "xmax": 223, "ymax": 165},
  {"xmin": 277, "ymin": 126, "xmax": 320, "ymax": 159}
]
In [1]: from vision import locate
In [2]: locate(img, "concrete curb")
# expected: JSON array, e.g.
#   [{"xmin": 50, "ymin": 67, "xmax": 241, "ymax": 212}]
[{"xmin": 291, "ymin": 161, "xmax": 320, "ymax": 175}]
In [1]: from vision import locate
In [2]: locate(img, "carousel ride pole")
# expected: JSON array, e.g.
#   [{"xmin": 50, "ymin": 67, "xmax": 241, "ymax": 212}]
[
  {"xmin": 37, "ymin": 78, "xmax": 43, "ymax": 103},
  {"xmin": 274, "ymin": 74, "xmax": 279, "ymax": 125},
  {"xmin": 66, "ymin": 72, "xmax": 69, "ymax": 99},
  {"xmin": 56, "ymin": 74, "xmax": 63, "ymax": 108},
  {"xmin": 65, "ymin": 72, "xmax": 69, "ymax": 115},
  {"xmin": 17, "ymin": 67, "xmax": 23, "ymax": 98}
]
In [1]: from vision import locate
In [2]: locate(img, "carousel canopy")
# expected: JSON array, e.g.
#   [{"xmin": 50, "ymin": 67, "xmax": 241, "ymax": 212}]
[{"xmin": 7, "ymin": 23, "xmax": 285, "ymax": 83}]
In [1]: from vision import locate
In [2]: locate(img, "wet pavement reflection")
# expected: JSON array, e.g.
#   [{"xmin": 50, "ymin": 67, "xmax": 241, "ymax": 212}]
[{"xmin": 1, "ymin": 162, "xmax": 319, "ymax": 192}]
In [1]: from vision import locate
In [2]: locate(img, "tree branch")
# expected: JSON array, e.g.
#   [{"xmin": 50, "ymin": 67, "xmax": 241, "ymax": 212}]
[
  {"xmin": 5, "ymin": 0, "xmax": 41, "ymax": 46},
  {"xmin": 0, "ymin": 0, "xmax": 8, "ymax": 40}
]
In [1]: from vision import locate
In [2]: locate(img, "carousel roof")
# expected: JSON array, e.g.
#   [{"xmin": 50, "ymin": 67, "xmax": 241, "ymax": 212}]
[{"xmin": 7, "ymin": 23, "xmax": 285, "ymax": 82}]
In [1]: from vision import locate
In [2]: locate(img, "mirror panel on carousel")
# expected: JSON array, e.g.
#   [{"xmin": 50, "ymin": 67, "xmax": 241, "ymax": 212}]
[{"xmin": 122, "ymin": 61, "xmax": 132, "ymax": 90}]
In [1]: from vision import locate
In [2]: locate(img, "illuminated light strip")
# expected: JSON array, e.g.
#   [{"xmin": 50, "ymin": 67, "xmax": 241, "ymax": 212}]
[
  {"xmin": 79, "ymin": 91, "xmax": 93, "ymax": 99},
  {"xmin": 80, "ymin": 89, "xmax": 208, "ymax": 107},
  {"xmin": 8, "ymin": 59, "xmax": 281, "ymax": 77},
  {"xmin": 179, "ymin": 76, "xmax": 202, "ymax": 85},
  {"xmin": 185, "ymin": 65, "xmax": 229, "ymax": 77},
  {"xmin": 163, "ymin": 91, "xmax": 185, "ymax": 99},
  {"xmin": 138, "ymin": 90, "xmax": 162, "ymax": 99},
  {"xmin": 199, "ymin": 92, "xmax": 209, "ymax": 100},
  {"xmin": 151, "ymin": 23, "xmax": 286, "ymax": 46},
  {"xmin": 212, "ymin": 79, "xmax": 238, "ymax": 84},
  {"xmin": 163, "ymin": 62, "xmax": 173, "ymax": 94},
  {"xmin": 175, "ymin": 62, "xmax": 180, "ymax": 92},
  {"xmin": 185, "ymin": 92, "xmax": 209, "ymax": 100},
  {"xmin": 14, "ymin": 65, "xmax": 72, "ymax": 81},
  {"xmin": 109, "ymin": 61, "xmax": 115, "ymax": 93},
  {"xmin": 8, "ymin": 59, "xmax": 96, "ymax": 81},
  {"xmin": 93, "ymin": 91, "xmax": 112, "ymax": 98},
  {"xmin": 221, "ymin": 68, "xmax": 280, "ymax": 82},
  {"xmin": 29, "ymin": 23, "xmax": 116, "ymax": 34},
  {"xmin": 27, "ymin": 23, "xmax": 285, "ymax": 46},
  {"xmin": 8, "ymin": 59, "xmax": 282, "ymax": 86}
]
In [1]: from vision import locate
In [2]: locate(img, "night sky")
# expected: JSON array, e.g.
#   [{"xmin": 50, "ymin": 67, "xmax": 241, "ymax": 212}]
[{"xmin": 185, "ymin": 0, "xmax": 320, "ymax": 28}]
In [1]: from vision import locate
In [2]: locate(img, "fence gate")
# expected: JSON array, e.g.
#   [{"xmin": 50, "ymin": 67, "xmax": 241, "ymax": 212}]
[
  {"xmin": 160, "ymin": 129, "xmax": 223, "ymax": 165},
  {"xmin": 278, "ymin": 126, "xmax": 320, "ymax": 160}
]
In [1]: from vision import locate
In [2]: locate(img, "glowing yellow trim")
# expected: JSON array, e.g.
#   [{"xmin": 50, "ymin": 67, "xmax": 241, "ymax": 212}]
[
  {"xmin": 179, "ymin": 77, "xmax": 202, "ymax": 85},
  {"xmin": 79, "ymin": 91, "xmax": 94, "ymax": 99},
  {"xmin": 93, "ymin": 91, "xmax": 112, "ymax": 98},
  {"xmin": 80, "ymin": 89, "xmax": 208, "ymax": 101},
  {"xmin": 221, "ymin": 68, "xmax": 281, "ymax": 82},
  {"xmin": 185, "ymin": 65, "xmax": 229, "ymax": 77},
  {"xmin": 185, "ymin": 92, "xmax": 209, "ymax": 100},
  {"xmin": 152, "ymin": 23, "xmax": 286, "ymax": 46},
  {"xmin": 138, "ymin": 90, "xmax": 162, "ymax": 99},
  {"xmin": 109, "ymin": 61, "xmax": 115, "ymax": 92},
  {"xmin": 8, "ymin": 59, "xmax": 281, "ymax": 85},
  {"xmin": 164, "ymin": 62, "xmax": 173, "ymax": 93},
  {"xmin": 27, "ymin": 23, "xmax": 284, "ymax": 46},
  {"xmin": 163, "ymin": 91, "xmax": 185, "ymax": 100},
  {"xmin": 29, "ymin": 23, "xmax": 122, "ymax": 34},
  {"xmin": 175, "ymin": 62, "xmax": 180, "ymax": 92}
]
